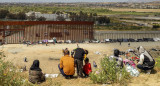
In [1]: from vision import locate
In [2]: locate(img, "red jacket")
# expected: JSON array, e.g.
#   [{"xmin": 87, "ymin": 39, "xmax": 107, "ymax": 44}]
[{"xmin": 83, "ymin": 63, "xmax": 92, "ymax": 75}]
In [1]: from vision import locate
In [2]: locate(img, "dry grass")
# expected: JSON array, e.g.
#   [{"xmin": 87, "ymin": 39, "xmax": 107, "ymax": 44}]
[{"xmin": 0, "ymin": 42, "xmax": 160, "ymax": 86}]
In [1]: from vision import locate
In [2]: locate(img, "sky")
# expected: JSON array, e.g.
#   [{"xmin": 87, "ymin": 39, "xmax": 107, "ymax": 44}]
[{"xmin": 0, "ymin": 0, "xmax": 159, "ymax": 3}]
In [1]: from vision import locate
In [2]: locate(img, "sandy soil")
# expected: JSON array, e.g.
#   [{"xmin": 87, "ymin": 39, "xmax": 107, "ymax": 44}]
[{"xmin": 0, "ymin": 42, "xmax": 160, "ymax": 86}]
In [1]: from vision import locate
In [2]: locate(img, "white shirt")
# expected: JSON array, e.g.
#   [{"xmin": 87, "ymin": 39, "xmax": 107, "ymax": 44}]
[
  {"xmin": 109, "ymin": 55, "xmax": 123, "ymax": 66},
  {"xmin": 138, "ymin": 54, "xmax": 144, "ymax": 65}
]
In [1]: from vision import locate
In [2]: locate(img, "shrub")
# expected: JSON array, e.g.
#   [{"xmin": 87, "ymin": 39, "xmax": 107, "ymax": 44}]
[
  {"xmin": 155, "ymin": 56, "xmax": 160, "ymax": 71},
  {"xmin": 90, "ymin": 57, "xmax": 130, "ymax": 85},
  {"xmin": 0, "ymin": 58, "xmax": 32, "ymax": 86}
]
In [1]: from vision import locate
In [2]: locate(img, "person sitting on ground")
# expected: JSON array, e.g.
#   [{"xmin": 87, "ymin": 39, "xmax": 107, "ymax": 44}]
[
  {"xmin": 29, "ymin": 60, "xmax": 45, "ymax": 84},
  {"xmin": 71, "ymin": 47, "xmax": 88, "ymax": 78},
  {"xmin": 58, "ymin": 49, "xmax": 75, "ymax": 79},
  {"xmin": 83, "ymin": 58, "xmax": 92, "ymax": 77},
  {"xmin": 109, "ymin": 49, "xmax": 123, "ymax": 68},
  {"xmin": 136, "ymin": 46, "xmax": 155, "ymax": 74}
]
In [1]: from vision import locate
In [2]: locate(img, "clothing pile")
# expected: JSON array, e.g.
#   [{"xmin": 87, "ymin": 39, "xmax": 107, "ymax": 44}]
[{"xmin": 123, "ymin": 59, "xmax": 139, "ymax": 77}]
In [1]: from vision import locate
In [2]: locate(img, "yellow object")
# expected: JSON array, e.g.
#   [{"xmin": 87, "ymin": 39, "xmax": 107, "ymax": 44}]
[
  {"xmin": 60, "ymin": 55, "xmax": 75, "ymax": 75},
  {"xmin": 84, "ymin": 54, "xmax": 87, "ymax": 59}
]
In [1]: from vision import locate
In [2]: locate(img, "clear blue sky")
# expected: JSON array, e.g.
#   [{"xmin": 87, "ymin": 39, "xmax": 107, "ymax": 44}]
[{"xmin": 0, "ymin": 0, "xmax": 159, "ymax": 3}]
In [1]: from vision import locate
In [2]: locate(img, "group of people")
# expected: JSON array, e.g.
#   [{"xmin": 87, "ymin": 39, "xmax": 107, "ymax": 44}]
[
  {"xmin": 28, "ymin": 47, "xmax": 92, "ymax": 84},
  {"xmin": 58, "ymin": 48, "xmax": 91, "ymax": 79},
  {"xmin": 28, "ymin": 46, "xmax": 155, "ymax": 84},
  {"xmin": 109, "ymin": 46, "xmax": 155, "ymax": 74}
]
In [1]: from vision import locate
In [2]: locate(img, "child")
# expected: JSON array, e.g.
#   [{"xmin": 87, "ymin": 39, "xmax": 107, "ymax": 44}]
[{"xmin": 83, "ymin": 58, "xmax": 92, "ymax": 77}]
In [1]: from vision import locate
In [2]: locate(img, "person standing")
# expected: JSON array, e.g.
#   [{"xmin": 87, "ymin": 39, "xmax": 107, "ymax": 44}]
[
  {"xmin": 128, "ymin": 43, "xmax": 130, "ymax": 47},
  {"xmin": 53, "ymin": 37, "xmax": 57, "ymax": 44},
  {"xmin": 45, "ymin": 40, "xmax": 48, "ymax": 46},
  {"xmin": 72, "ymin": 48, "xmax": 86, "ymax": 78}
]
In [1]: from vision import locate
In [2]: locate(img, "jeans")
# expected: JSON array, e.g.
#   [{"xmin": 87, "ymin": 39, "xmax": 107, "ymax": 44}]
[
  {"xmin": 58, "ymin": 64, "xmax": 73, "ymax": 78},
  {"xmin": 75, "ymin": 59, "xmax": 83, "ymax": 77},
  {"xmin": 58, "ymin": 64, "xmax": 66, "ymax": 76}
]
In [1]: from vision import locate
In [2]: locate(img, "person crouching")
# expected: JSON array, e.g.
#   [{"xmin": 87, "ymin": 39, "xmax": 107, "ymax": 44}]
[
  {"xmin": 136, "ymin": 46, "xmax": 155, "ymax": 74},
  {"xmin": 58, "ymin": 49, "xmax": 75, "ymax": 79},
  {"xmin": 83, "ymin": 58, "xmax": 92, "ymax": 77}
]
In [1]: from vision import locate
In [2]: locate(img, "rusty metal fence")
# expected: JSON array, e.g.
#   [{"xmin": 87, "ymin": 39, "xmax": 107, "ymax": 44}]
[{"xmin": 0, "ymin": 21, "xmax": 94, "ymax": 44}]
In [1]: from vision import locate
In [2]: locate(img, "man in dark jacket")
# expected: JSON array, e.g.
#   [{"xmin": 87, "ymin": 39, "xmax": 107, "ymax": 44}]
[{"xmin": 71, "ymin": 48, "xmax": 87, "ymax": 77}]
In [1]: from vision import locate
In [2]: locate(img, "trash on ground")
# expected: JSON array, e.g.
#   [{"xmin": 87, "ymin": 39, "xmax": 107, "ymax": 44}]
[
  {"xmin": 93, "ymin": 61, "xmax": 97, "ymax": 68},
  {"xmin": 95, "ymin": 51, "xmax": 101, "ymax": 55},
  {"xmin": 48, "ymin": 57, "xmax": 60, "ymax": 61},
  {"xmin": 151, "ymin": 48, "xmax": 158, "ymax": 51},
  {"xmin": 45, "ymin": 74, "xmax": 59, "ymax": 78},
  {"xmin": 125, "ymin": 64, "xmax": 139, "ymax": 77},
  {"xmin": 127, "ymin": 49, "xmax": 135, "ymax": 52}
]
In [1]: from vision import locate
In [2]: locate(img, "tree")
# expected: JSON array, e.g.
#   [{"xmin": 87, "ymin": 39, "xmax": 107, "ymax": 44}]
[
  {"xmin": 27, "ymin": 16, "xmax": 36, "ymax": 21},
  {"xmin": 52, "ymin": 11, "xmax": 56, "ymax": 14},
  {"xmin": 93, "ymin": 13, "xmax": 97, "ymax": 16},
  {"xmin": 36, "ymin": 16, "xmax": 46, "ymax": 21},
  {"xmin": 56, "ymin": 16, "xmax": 65, "ymax": 21},
  {"xmin": 0, "ymin": 10, "xmax": 9, "ymax": 19},
  {"xmin": 97, "ymin": 16, "xmax": 110, "ymax": 25},
  {"xmin": 56, "ymin": 11, "xmax": 63, "ymax": 15},
  {"xmin": 6, "ymin": 13, "xmax": 17, "ymax": 19},
  {"xmin": 17, "ymin": 12, "xmax": 27, "ymax": 20}
]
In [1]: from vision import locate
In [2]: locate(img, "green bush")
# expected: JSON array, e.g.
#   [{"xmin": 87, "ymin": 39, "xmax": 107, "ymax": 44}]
[
  {"xmin": 90, "ymin": 57, "xmax": 130, "ymax": 85},
  {"xmin": 155, "ymin": 56, "xmax": 160, "ymax": 71},
  {"xmin": 0, "ymin": 58, "xmax": 32, "ymax": 86}
]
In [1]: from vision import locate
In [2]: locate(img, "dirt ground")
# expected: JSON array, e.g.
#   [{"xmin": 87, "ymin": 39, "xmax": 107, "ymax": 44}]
[{"xmin": 0, "ymin": 42, "xmax": 160, "ymax": 86}]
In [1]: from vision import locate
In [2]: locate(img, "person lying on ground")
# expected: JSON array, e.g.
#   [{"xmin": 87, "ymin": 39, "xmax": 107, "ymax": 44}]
[
  {"xmin": 71, "ymin": 47, "xmax": 88, "ymax": 78},
  {"xmin": 109, "ymin": 49, "xmax": 123, "ymax": 68},
  {"xmin": 29, "ymin": 60, "xmax": 45, "ymax": 84},
  {"xmin": 58, "ymin": 49, "xmax": 75, "ymax": 79},
  {"xmin": 83, "ymin": 58, "xmax": 92, "ymax": 77},
  {"xmin": 136, "ymin": 46, "xmax": 155, "ymax": 74}
]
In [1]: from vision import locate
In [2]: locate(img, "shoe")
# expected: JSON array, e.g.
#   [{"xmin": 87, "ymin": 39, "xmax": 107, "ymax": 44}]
[
  {"xmin": 146, "ymin": 70, "xmax": 151, "ymax": 74},
  {"xmin": 70, "ymin": 76, "xmax": 73, "ymax": 78},
  {"xmin": 65, "ymin": 76, "xmax": 70, "ymax": 79}
]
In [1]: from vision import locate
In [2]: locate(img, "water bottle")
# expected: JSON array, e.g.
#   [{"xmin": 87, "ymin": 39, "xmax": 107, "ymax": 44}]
[
  {"xmin": 93, "ymin": 61, "xmax": 97, "ymax": 68},
  {"xmin": 126, "ymin": 64, "xmax": 131, "ymax": 72},
  {"xmin": 24, "ymin": 56, "xmax": 27, "ymax": 62}
]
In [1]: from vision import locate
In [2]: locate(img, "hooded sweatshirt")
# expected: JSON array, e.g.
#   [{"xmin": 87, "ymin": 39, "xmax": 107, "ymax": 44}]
[{"xmin": 137, "ymin": 46, "xmax": 155, "ymax": 67}]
